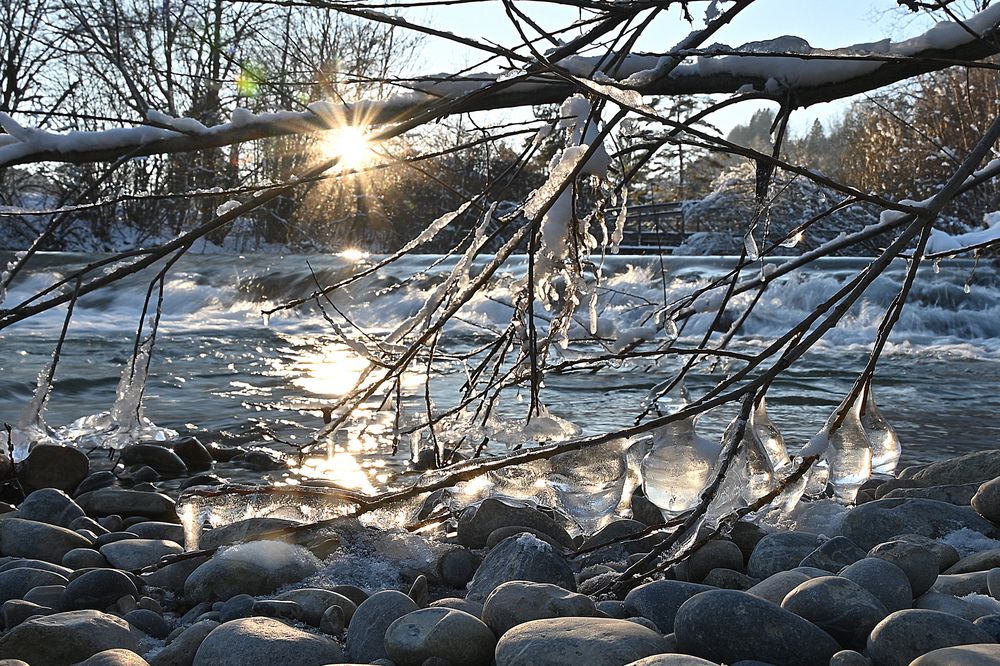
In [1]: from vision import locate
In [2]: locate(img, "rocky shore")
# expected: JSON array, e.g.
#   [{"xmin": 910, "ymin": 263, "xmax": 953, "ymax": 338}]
[{"xmin": 4, "ymin": 442, "xmax": 1000, "ymax": 665}]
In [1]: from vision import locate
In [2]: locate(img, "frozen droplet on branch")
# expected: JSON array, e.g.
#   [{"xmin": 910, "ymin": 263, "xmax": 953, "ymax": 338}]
[
  {"xmin": 822, "ymin": 397, "xmax": 873, "ymax": 503},
  {"xmin": 550, "ymin": 438, "xmax": 630, "ymax": 533},
  {"xmin": 706, "ymin": 408, "xmax": 778, "ymax": 527},
  {"xmin": 860, "ymin": 385, "xmax": 901, "ymax": 475}
]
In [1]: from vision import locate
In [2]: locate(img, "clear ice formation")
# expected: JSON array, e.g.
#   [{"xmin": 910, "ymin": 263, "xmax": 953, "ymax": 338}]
[
  {"xmin": 549, "ymin": 438, "xmax": 631, "ymax": 533},
  {"xmin": 823, "ymin": 397, "xmax": 873, "ymax": 503},
  {"xmin": 641, "ymin": 408, "xmax": 720, "ymax": 520},
  {"xmin": 59, "ymin": 338, "xmax": 177, "ymax": 449},
  {"xmin": 860, "ymin": 385, "xmax": 901, "ymax": 475},
  {"xmin": 753, "ymin": 397, "xmax": 790, "ymax": 472},
  {"xmin": 705, "ymin": 409, "xmax": 778, "ymax": 527},
  {"xmin": 0, "ymin": 356, "xmax": 61, "ymax": 462}
]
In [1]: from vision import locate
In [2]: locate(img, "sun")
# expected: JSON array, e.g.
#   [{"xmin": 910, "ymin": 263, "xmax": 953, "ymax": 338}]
[{"xmin": 321, "ymin": 126, "xmax": 375, "ymax": 170}]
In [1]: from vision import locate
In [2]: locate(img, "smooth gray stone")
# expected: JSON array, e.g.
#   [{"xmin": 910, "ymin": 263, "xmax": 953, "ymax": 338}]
[
  {"xmin": 345, "ymin": 590, "xmax": 418, "ymax": 663},
  {"xmin": 76, "ymin": 473, "xmax": 118, "ymax": 499},
  {"xmin": 385, "ymin": 607, "xmax": 496, "ymax": 666},
  {"xmin": 623, "ymin": 580, "xmax": 711, "ymax": 633},
  {"xmin": 746, "ymin": 531, "xmax": 824, "ymax": 579},
  {"xmin": 217, "ymin": 594, "xmax": 254, "ymax": 623},
  {"xmin": 485, "ymin": 526, "xmax": 565, "ymax": 551},
  {"xmin": 0, "ymin": 518, "xmax": 92, "ymax": 564},
  {"xmin": 867, "ymin": 609, "xmax": 995, "ymax": 666},
  {"xmin": 121, "ymin": 445, "xmax": 187, "ymax": 475},
  {"xmin": 251, "ymin": 600, "xmax": 304, "ymax": 622},
  {"xmin": 75, "ymin": 648, "xmax": 150, "ymax": 665},
  {"xmin": 275, "ymin": 588, "xmax": 357, "ymax": 627},
  {"xmin": 125, "ymin": 522, "xmax": 185, "ymax": 544},
  {"xmin": 2, "ymin": 600, "xmax": 53, "ymax": 630},
  {"xmin": 579, "ymin": 519, "xmax": 647, "ymax": 551},
  {"xmin": 75, "ymin": 489, "xmax": 177, "ymax": 521},
  {"xmin": 172, "ymin": 437, "xmax": 215, "ymax": 471},
  {"xmin": 729, "ymin": 521, "xmax": 768, "ymax": 563},
  {"xmin": 99, "ymin": 539, "xmax": 183, "ymax": 571},
  {"xmin": 16, "ymin": 489, "xmax": 86, "ymax": 528},
  {"xmin": 124, "ymin": 608, "xmax": 169, "ymax": 638},
  {"xmin": 674, "ymin": 589, "xmax": 840, "ymax": 666},
  {"xmin": 437, "ymin": 548, "xmax": 478, "ymax": 588},
  {"xmin": 974, "ymin": 477, "xmax": 1000, "ymax": 525},
  {"xmin": 63, "ymin": 548, "xmax": 109, "ymax": 569},
  {"xmin": 494, "ymin": 617, "xmax": 673, "ymax": 666},
  {"xmin": 989, "ymin": 567, "xmax": 1000, "ymax": 598},
  {"xmin": 975, "ymin": 614, "xmax": 1000, "ymax": 641},
  {"xmin": 624, "ymin": 656, "xmax": 717, "ymax": 665},
  {"xmin": 894, "ymin": 534, "xmax": 961, "ymax": 572},
  {"xmin": 197, "ymin": 518, "xmax": 299, "ymax": 550},
  {"xmin": 829, "ymin": 650, "xmax": 871, "ymax": 666},
  {"xmin": 839, "ymin": 498, "xmax": 998, "ymax": 550},
  {"xmin": 840, "ymin": 557, "xmax": 913, "ymax": 613},
  {"xmin": 319, "ymin": 605, "xmax": 343, "ymax": 635},
  {"xmin": 21, "ymin": 585, "xmax": 64, "ymax": 611},
  {"xmin": 0, "ymin": 610, "xmax": 138, "ymax": 666},
  {"xmin": 915, "ymin": 592, "xmax": 991, "ymax": 622},
  {"xmin": 183, "ymin": 541, "xmax": 320, "ymax": 604},
  {"xmin": 429, "ymin": 597, "xmax": 484, "ymax": 619},
  {"xmin": 457, "ymin": 498, "xmax": 572, "ymax": 549},
  {"xmin": 884, "ymin": 483, "xmax": 980, "ymax": 505},
  {"xmin": 96, "ymin": 532, "xmax": 140, "ymax": 548},
  {"xmin": 62, "ymin": 568, "xmax": 138, "ymax": 612},
  {"xmin": 18, "ymin": 445, "xmax": 89, "ymax": 493},
  {"xmin": 140, "ymin": 554, "xmax": 208, "ymax": 593},
  {"xmin": 934, "ymin": 571, "xmax": 989, "ymax": 597},
  {"xmin": 798, "ymin": 536, "xmax": 867, "ymax": 573},
  {"xmin": 330, "ymin": 584, "xmax": 368, "ymax": 607},
  {"xmin": 781, "ymin": 575, "xmax": 889, "ymax": 650},
  {"xmin": 682, "ymin": 540, "xmax": 744, "ymax": 583},
  {"xmin": 948, "ymin": 549, "xmax": 1000, "ymax": 575},
  {"xmin": 407, "ymin": 574, "xmax": 428, "ymax": 607},
  {"xmin": 595, "ymin": 600, "xmax": 626, "ymax": 619},
  {"xmin": 192, "ymin": 617, "xmax": 344, "ymax": 666},
  {"xmin": 912, "ymin": 450, "xmax": 1000, "ymax": 486},
  {"xmin": 746, "ymin": 570, "xmax": 813, "ymax": 605},
  {"xmin": 911, "ymin": 643, "xmax": 1000, "ymax": 665},
  {"xmin": 869, "ymin": 540, "xmax": 939, "ymax": 596},
  {"xmin": 466, "ymin": 534, "xmax": 576, "ymax": 601},
  {"xmin": 483, "ymin": 581, "xmax": 594, "ymax": 636},
  {"xmin": 701, "ymin": 567, "xmax": 758, "ymax": 591},
  {"xmin": 68, "ymin": 517, "xmax": 109, "ymax": 536},
  {"xmin": 0, "ymin": 559, "xmax": 72, "ymax": 577}
]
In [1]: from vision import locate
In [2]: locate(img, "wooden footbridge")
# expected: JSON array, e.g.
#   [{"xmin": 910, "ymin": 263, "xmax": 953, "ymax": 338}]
[{"xmin": 612, "ymin": 201, "xmax": 698, "ymax": 254}]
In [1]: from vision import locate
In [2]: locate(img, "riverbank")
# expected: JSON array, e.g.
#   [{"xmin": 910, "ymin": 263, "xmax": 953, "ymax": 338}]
[{"xmin": 2, "ymin": 443, "xmax": 1000, "ymax": 664}]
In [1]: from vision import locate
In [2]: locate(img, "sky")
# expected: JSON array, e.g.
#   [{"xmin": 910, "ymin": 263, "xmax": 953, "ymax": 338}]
[{"xmin": 399, "ymin": 0, "xmax": 942, "ymax": 136}]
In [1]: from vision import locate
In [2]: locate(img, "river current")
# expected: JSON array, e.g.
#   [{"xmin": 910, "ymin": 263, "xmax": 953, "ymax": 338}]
[{"xmin": 1, "ymin": 252, "xmax": 997, "ymax": 492}]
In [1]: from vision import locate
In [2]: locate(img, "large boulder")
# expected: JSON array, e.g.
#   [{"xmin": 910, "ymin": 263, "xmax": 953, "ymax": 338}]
[
  {"xmin": 868, "ymin": 540, "xmax": 939, "ymax": 596},
  {"xmin": 973, "ymin": 478, "xmax": 1000, "ymax": 525},
  {"xmin": 494, "ymin": 617, "xmax": 673, "ymax": 666},
  {"xmin": 910, "ymin": 643, "xmax": 1000, "ymax": 665},
  {"xmin": 746, "ymin": 531, "xmax": 824, "ymax": 579},
  {"xmin": 192, "ymin": 618, "xmax": 343, "ymax": 666},
  {"xmin": 483, "ymin": 581, "xmax": 595, "ymax": 636},
  {"xmin": 839, "ymin": 498, "xmax": 998, "ymax": 550},
  {"xmin": 16, "ymin": 489, "xmax": 86, "ymax": 528},
  {"xmin": 746, "ymin": 570, "xmax": 813, "ymax": 605},
  {"xmin": 466, "ymin": 534, "xmax": 576, "ymax": 601},
  {"xmin": 623, "ymin": 581, "xmax": 711, "ymax": 633},
  {"xmin": 0, "ymin": 610, "xmax": 138, "ymax": 666},
  {"xmin": 385, "ymin": 607, "xmax": 496, "ymax": 666},
  {"xmin": 912, "ymin": 450, "xmax": 1000, "ymax": 486},
  {"xmin": 0, "ymin": 518, "xmax": 92, "ymax": 563},
  {"xmin": 781, "ymin": 576, "xmax": 889, "ymax": 650},
  {"xmin": 674, "ymin": 590, "xmax": 841, "ymax": 665},
  {"xmin": 840, "ymin": 557, "xmax": 913, "ymax": 613},
  {"xmin": 99, "ymin": 539, "xmax": 183, "ymax": 571},
  {"xmin": 344, "ymin": 590, "xmax": 418, "ymax": 663},
  {"xmin": 183, "ymin": 541, "xmax": 320, "ymax": 604},
  {"xmin": 76, "ymin": 649, "xmax": 150, "ymax": 666},
  {"xmin": 457, "ymin": 499, "xmax": 572, "ymax": 549},
  {"xmin": 18, "ymin": 445, "xmax": 89, "ymax": 493},
  {"xmin": 867, "ymin": 609, "xmax": 995, "ymax": 666},
  {"xmin": 62, "ymin": 569, "xmax": 138, "ymax": 612},
  {"xmin": 75, "ymin": 489, "xmax": 177, "ymax": 521}
]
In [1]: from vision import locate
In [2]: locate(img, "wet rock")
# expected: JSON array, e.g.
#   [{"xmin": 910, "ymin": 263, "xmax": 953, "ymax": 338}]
[
  {"xmin": 230, "ymin": 449, "xmax": 287, "ymax": 471},
  {"xmin": 172, "ymin": 437, "xmax": 215, "ymax": 471},
  {"xmin": 437, "ymin": 548, "xmax": 478, "ymax": 588},
  {"xmin": 680, "ymin": 540, "xmax": 744, "ymax": 583},
  {"xmin": 76, "ymin": 489, "xmax": 177, "ymax": 521},
  {"xmin": 839, "ymin": 498, "xmax": 998, "ymax": 550},
  {"xmin": 457, "ymin": 499, "xmax": 572, "ymax": 549},
  {"xmin": 139, "ymin": 554, "xmax": 208, "ymax": 593},
  {"xmin": 121, "ymin": 445, "xmax": 187, "ymax": 475},
  {"xmin": 798, "ymin": 536, "xmax": 867, "ymax": 573},
  {"xmin": 884, "ymin": 483, "xmax": 979, "ymax": 505},
  {"xmin": 746, "ymin": 570, "xmax": 813, "ymax": 605},
  {"xmin": 76, "ymin": 649, "xmax": 150, "ymax": 665},
  {"xmin": 2, "ymin": 600, "xmax": 53, "ymax": 629},
  {"xmin": 385, "ymin": 607, "xmax": 496, "ymax": 666},
  {"xmin": 485, "ymin": 526, "xmax": 565, "ymax": 551},
  {"xmin": 840, "ymin": 557, "xmax": 913, "ymax": 613},
  {"xmin": 674, "ymin": 590, "xmax": 840, "ymax": 666},
  {"xmin": 781, "ymin": 575, "xmax": 889, "ymax": 650},
  {"xmin": 74, "ymin": 473, "xmax": 117, "ymax": 498},
  {"xmin": 124, "ymin": 608, "xmax": 169, "ymax": 638},
  {"xmin": 729, "ymin": 521, "xmax": 767, "ymax": 563},
  {"xmin": 183, "ymin": 541, "xmax": 320, "ymax": 604},
  {"xmin": 894, "ymin": 534, "xmax": 961, "ymax": 572},
  {"xmin": 867, "ymin": 609, "xmax": 995, "ymax": 666},
  {"xmin": 18, "ymin": 445, "xmax": 89, "ymax": 493},
  {"xmin": 578, "ymin": 520, "xmax": 647, "ymax": 551},
  {"xmin": 746, "ymin": 531, "xmax": 824, "ymax": 579},
  {"xmin": 345, "ymin": 590, "xmax": 418, "ymax": 663},
  {"xmin": 198, "ymin": 518, "xmax": 299, "ymax": 550},
  {"xmin": 494, "ymin": 617, "xmax": 673, "ymax": 666},
  {"xmin": 947, "ymin": 549, "xmax": 1000, "ymax": 575},
  {"xmin": 126, "ymin": 522, "xmax": 185, "ymax": 544},
  {"xmin": 16, "ymin": 489, "xmax": 86, "ymax": 528},
  {"xmin": 0, "ymin": 568, "xmax": 68, "ymax": 606},
  {"xmin": 466, "ymin": 534, "xmax": 576, "ymax": 601},
  {"xmin": 934, "ymin": 571, "xmax": 989, "ymax": 597},
  {"xmin": 875, "ymin": 479, "xmax": 926, "ymax": 499},
  {"xmin": 62, "ymin": 569, "xmax": 138, "ymax": 611},
  {"xmin": 0, "ymin": 610, "xmax": 138, "ymax": 666},
  {"xmin": 868, "ymin": 540, "xmax": 939, "ymax": 596},
  {"xmin": 623, "ymin": 580, "xmax": 711, "ymax": 633},
  {"xmin": 192, "ymin": 617, "xmax": 344, "ymax": 666},
  {"xmin": 100, "ymin": 539, "xmax": 183, "ymax": 571},
  {"xmin": 910, "ymin": 643, "xmax": 1000, "ymax": 665},
  {"xmin": 630, "ymin": 491, "xmax": 666, "ymax": 527},
  {"xmin": 483, "ymin": 581, "xmax": 595, "ymax": 636},
  {"xmin": 123, "ymin": 466, "xmax": 158, "ymax": 484},
  {"xmin": 0, "ymin": 518, "xmax": 91, "ymax": 563},
  {"xmin": 912, "ymin": 450, "xmax": 1000, "ymax": 486},
  {"xmin": 701, "ymin": 568, "xmax": 758, "ymax": 591},
  {"xmin": 275, "ymin": 588, "xmax": 357, "ymax": 627},
  {"xmin": 180, "ymin": 474, "xmax": 226, "ymax": 490}
]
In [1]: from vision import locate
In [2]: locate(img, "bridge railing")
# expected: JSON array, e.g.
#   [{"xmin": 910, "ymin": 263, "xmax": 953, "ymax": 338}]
[{"xmin": 608, "ymin": 201, "xmax": 696, "ymax": 251}]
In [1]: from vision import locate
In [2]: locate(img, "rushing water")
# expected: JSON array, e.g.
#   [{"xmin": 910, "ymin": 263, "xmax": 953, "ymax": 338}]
[{"xmin": 1, "ymin": 252, "xmax": 998, "ymax": 493}]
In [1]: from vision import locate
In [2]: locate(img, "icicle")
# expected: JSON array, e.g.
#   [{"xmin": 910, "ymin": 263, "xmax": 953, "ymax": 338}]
[
  {"xmin": 705, "ymin": 409, "xmax": 778, "ymax": 527},
  {"xmin": 0, "ymin": 364, "xmax": 60, "ymax": 463},
  {"xmin": 860, "ymin": 385, "xmax": 901, "ymax": 475},
  {"xmin": 744, "ymin": 230, "xmax": 760, "ymax": 261},
  {"xmin": 549, "ymin": 438, "xmax": 630, "ymax": 533},
  {"xmin": 752, "ymin": 397, "xmax": 790, "ymax": 472},
  {"xmin": 823, "ymin": 398, "xmax": 873, "ymax": 503}
]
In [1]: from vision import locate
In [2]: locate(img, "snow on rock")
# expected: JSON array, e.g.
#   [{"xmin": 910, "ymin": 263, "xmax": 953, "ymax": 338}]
[{"xmin": 940, "ymin": 528, "xmax": 1000, "ymax": 557}]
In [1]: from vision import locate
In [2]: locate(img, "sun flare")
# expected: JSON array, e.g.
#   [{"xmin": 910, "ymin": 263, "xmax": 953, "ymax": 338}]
[{"xmin": 322, "ymin": 126, "xmax": 375, "ymax": 170}]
